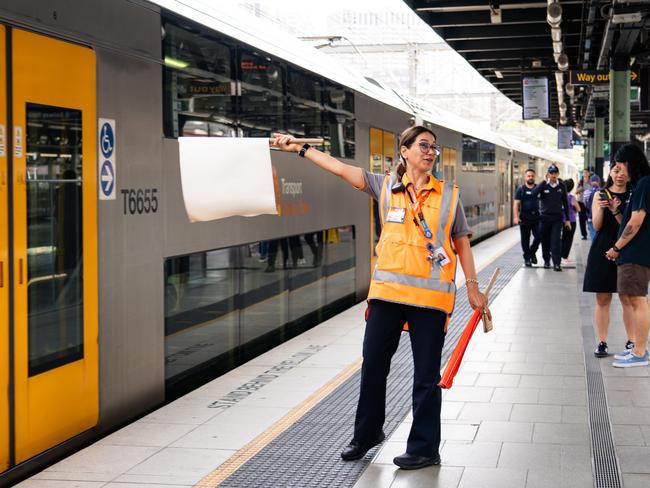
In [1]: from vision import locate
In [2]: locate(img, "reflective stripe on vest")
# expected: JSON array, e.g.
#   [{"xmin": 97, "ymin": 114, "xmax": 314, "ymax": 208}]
[{"xmin": 372, "ymin": 173, "xmax": 459, "ymax": 312}]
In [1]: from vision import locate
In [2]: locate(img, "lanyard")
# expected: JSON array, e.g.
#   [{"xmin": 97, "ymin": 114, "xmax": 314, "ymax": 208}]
[
  {"xmin": 405, "ymin": 184, "xmax": 437, "ymax": 260},
  {"xmin": 405, "ymin": 184, "xmax": 433, "ymax": 239}
]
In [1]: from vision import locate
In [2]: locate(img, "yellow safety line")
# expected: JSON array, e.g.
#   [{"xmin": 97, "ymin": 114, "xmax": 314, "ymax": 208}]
[{"xmin": 194, "ymin": 357, "xmax": 363, "ymax": 488}]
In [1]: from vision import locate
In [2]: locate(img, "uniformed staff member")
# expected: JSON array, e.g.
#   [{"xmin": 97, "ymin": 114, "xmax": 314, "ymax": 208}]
[
  {"xmin": 532, "ymin": 164, "xmax": 571, "ymax": 271},
  {"xmin": 272, "ymin": 127, "xmax": 488, "ymax": 470},
  {"xmin": 513, "ymin": 169, "xmax": 541, "ymax": 267}
]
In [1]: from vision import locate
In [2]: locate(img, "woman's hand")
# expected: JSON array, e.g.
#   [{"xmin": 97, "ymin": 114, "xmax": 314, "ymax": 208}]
[
  {"xmin": 271, "ymin": 133, "xmax": 302, "ymax": 153},
  {"xmin": 466, "ymin": 283, "xmax": 491, "ymax": 320},
  {"xmin": 597, "ymin": 193, "xmax": 611, "ymax": 208},
  {"xmin": 605, "ymin": 247, "xmax": 620, "ymax": 261},
  {"xmin": 607, "ymin": 196, "xmax": 621, "ymax": 214}
]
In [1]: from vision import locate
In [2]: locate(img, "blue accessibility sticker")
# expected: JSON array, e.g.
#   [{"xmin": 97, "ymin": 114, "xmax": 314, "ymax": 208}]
[
  {"xmin": 100, "ymin": 160, "xmax": 114, "ymax": 196},
  {"xmin": 100, "ymin": 122, "xmax": 114, "ymax": 159}
]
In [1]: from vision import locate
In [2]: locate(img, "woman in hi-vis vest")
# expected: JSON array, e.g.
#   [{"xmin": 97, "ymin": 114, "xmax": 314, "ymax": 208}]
[{"xmin": 272, "ymin": 126, "xmax": 488, "ymax": 470}]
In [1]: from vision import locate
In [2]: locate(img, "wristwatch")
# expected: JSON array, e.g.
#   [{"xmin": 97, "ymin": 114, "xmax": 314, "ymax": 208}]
[
  {"xmin": 298, "ymin": 143, "xmax": 311, "ymax": 158},
  {"xmin": 612, "ymin": 245, "xmax": 621, "ymax": 253}
]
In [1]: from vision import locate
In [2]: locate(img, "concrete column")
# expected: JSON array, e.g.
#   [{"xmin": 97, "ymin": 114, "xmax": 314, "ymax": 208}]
[
  {"xmin": 609, "ymin": 54, "xmax": 631, "ymax": 159},
  {"xmin": 587, "ymin": 136, "xmax": 594, "ymax": 171},
  {"xmin": 595, "ymin": 105, "xmax": 606, "ymax": 179}
]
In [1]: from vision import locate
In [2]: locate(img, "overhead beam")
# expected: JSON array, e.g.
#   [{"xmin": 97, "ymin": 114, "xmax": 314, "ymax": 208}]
[
  {"xmin": 419, "ymin": 5, "xmax": 585, "ymax": 27},
  {"xmin": 437, "ymin": 24, "xmax": 582, "ymax": 41},
  {"xmin": 449, "ymin": 37, "xmax": 580, "ymax": 52}
]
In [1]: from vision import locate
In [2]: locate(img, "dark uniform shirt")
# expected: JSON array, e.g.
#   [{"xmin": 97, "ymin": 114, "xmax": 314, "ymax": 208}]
[
  {"xmin": 618, "ymin": 175, "xmax": 650, "ymax": 268},
  {"xmin": 532, "ymin": 180, "xmax": 570, "ymax": 222},
  {"xmin": 514, "ymin": 184, "xmax": 540, "ymax": 222}
]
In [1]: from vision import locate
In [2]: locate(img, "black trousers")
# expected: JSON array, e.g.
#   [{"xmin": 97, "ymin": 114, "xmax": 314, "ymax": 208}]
[
  {"xmin": 519, "ymin": 220, "xmax": 541, "ymax": 261},
  {"xmin": 540, "ymin": 219, "xmax": 563, "ymax": 266},
  {"xmin": 353, "ymin": 299, "xmax": 446, "ymax": 457},
  {"xmin": 561, "ymin": 221, "xmax": 577, "ymax": 259},
  {"xmin": 578, "ymin": 202, "xmax": 588, "ymax": 238}
]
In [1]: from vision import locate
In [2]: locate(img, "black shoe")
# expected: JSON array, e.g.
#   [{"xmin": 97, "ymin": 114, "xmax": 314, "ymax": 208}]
[
  {"xmin": 530, "ymin": 255, "xmax": 538, "ymax": 265},
  {"xmin": 595, "ymin": 341, "xmax": 609, "ymax": 358},
  {"xmin": 581, "ymin": 236, "xmax": 588, "ymax": 240},
  {"xmin": 544, "ymin": 262, "xmax": 551, "ymax": 269},
  {"xmin": 340, "ymin": 432, "xmax": 385, "ymax": 461},
  {"xmin": 553, "ymin": 264, "xmax": 562, "ymax": 272},
  {"xmin": 525, "ymin": 259, "xmax": 532, "ymax": 267},
  {"xmin": 393, "ymin": 452, "xmax": 441, "ymax": 470}
]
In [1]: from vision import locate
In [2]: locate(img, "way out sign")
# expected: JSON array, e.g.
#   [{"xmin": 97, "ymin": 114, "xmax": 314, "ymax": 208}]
[
  {"xmin": 98, "ymin": 118, "xmax": 116, "ymax": 200},
  {"xmin": 570, "ymin": 69, "xmax": 639, "ymax": 85}
]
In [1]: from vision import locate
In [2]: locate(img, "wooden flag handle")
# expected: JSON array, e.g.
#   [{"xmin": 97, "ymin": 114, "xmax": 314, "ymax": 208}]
[
  {"xmin": 269, "ymin": 138, "xmax": 324, "ymax": 145},
  {"xmin": 481, "ymin": 267, "xmax": 500, "ymax": 333},
  {"xmin": 483, "ymin": 267, "xmax": 500, "ymax": 301}
]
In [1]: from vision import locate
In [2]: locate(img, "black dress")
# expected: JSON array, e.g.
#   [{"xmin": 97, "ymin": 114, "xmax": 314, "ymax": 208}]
[{"xmin": 583, "ymin": 190, "xmax": 629, "ymax": 293}]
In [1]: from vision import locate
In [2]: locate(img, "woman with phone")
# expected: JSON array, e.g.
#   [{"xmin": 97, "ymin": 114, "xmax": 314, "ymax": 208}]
[{"xmin": 583, "ymin": 165, "xmax": 633, "ymax": 358}]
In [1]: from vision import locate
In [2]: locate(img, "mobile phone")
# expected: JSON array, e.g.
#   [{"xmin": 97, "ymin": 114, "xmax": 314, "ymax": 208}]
[{"xmin": 599, "ymin": 190, "xmax": 611, "ymax": 201}]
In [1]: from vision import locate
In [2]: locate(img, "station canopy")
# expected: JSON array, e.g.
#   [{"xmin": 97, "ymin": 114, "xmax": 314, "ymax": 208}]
[{"xmin": 405, "ymin": 1, "xmax": 650, "ymax": 139}]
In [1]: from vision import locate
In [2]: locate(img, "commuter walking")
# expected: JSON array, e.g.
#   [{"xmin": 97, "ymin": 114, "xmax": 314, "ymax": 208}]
[
  {"xmin": 560, "ymin": 178, "xmax": 580, "ymax": 264},
  {"xmin": 273, "ymin": 127, "xmax": 489, "ymax": 469},
  {"xmin": 576, "ymin": 169, "xmax": 590, "ymax": 239},
  {"xmin": 513, "ymin": 169, "xmax": 541, "ymax": 267},
  {"xmin": 585, "ymin": 175, "xmax": 602, "ymax": 239},
  {"xmin": 532, "ymin": 164, "xmax": 571, "ymax": 271},
  {"xmin": 605, "ymin": 144, "xmax": 650, "ymax": 367},
  {"xmin": 582, "ymin": 166, "xmax": 632, "ymax": 358}
]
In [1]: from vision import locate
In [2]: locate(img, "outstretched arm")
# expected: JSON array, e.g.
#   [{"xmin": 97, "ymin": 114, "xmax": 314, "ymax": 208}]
[{"xmin": 271, "ymin": 134, "xmax": 365, "ymax": 190}]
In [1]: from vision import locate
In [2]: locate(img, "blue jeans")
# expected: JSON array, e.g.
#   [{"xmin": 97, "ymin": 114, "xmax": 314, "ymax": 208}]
[{"xmin": 587, "ymin": 220, "xmax": 596, "ymax": 240}]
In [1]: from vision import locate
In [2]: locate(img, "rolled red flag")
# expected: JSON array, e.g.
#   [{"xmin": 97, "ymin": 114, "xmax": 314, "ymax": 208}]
[
  {"xmin": 439, "ymin": 268, "xmax": 500, "ymax": 389},
  {"xmin": 438, "ymin": 309, "xmax": 482, "ymax": 389}
]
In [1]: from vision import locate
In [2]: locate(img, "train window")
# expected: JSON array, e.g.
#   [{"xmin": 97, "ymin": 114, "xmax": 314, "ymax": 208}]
[
  {"xmin": 323, "ymin": 83, "xmax": 355, "ymax": 158},
  {"xmin": 161, "ymin": 16, "xmax": 356, "ymax": 156},
  {"xmin": 286, "ymin": 68, "xmax": 323, "ymax": 143},
  {"xmin": 162, "ymin": 21, "xmax": 238, "ymax": 138},
  {"xmin": 163, "ymin": 226, "xmax": 356, "ymax": 391},
  {"xmin": 238, "ymin": 48, "xmax": 286, "ymax": 137},
  {"xmin": 26, "ymin": 103, "xmax": 84, "ymax": 375},
  {"xmin": 461, "ymin": 135, "xmax": 495, "ymax": 172}
]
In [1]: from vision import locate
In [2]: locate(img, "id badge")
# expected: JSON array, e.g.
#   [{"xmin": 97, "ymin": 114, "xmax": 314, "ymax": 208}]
[
  {"xmin": 385, "ymin": 207, "xmax": 406, "ymax": 224},
  {"xmin": 433, "ymin": 247, "xmax": 451, "ymax": 267}
]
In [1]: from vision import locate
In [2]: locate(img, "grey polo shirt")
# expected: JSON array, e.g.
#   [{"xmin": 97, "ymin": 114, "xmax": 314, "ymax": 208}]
[{"xmin": 361, "ymin": 169, "xmax": 472, "ymax": 239}]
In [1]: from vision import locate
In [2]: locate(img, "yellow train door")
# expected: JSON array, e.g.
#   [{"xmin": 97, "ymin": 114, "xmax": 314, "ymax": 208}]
[
  {"xmin": 0, "ymin": 24, "xmax": 9, "ymax": 472},
  {"xmin": 10, "ymin": 27, "xmax": 98, "ymax": 464}
]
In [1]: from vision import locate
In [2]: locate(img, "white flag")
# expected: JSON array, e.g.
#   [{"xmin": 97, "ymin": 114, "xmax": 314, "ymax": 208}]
[{"xmin": 178, "ymin": 137, "xmax": 278, "ymax": 222}]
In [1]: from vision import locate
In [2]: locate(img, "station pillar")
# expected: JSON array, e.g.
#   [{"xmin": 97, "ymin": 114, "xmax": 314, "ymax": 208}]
[
  {"xmin": 609, "ymin": 54, "xmax": 630, "ymax": 160},
  {"xmin": 587, "ymin": 136, "xmax": 594, "ymax": 172},
  {"xmin": 594, "ymin": 105, "xmax": 606, "ymax": 179}
]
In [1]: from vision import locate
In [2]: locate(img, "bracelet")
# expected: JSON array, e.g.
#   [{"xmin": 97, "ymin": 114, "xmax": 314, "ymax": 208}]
[
  {"xmin": 298, "ymin": 143, "xmax": 311, "ymax": 158},
  {"xmin": 466, "ymin": 278, "xmax": 479, "ymax": 285},
  {"xmin": 612, "ymin": 245, "xmax": 621, "ymax": 253}
]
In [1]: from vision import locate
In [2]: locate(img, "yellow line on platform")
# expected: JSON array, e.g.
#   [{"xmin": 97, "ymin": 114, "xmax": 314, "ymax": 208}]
[{"xmin": 194, "ymin": 357, "xmax": 364, "ymax": 488}]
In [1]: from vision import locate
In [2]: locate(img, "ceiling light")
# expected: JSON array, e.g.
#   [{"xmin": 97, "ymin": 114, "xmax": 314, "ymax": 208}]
[
  {"xmin": 565, "ymin": 84, "xmax": 575, "ymax": 97},
  {"xmin": 532, "ymin": 59, "xmax": 542, "ymax": 68},
  {"xmin": 164, "ymin": 56, "xmax": 189, "ymax": 69},
  {"xmin": 495, "ymin": 70, "xmax": 504, "ymax": 79},
  {"xmin": 547, "ymin": 2, "xmax": 562, "ymax": 27},
  {"xmin": 557, "ymin": 53, "xmax": 569, "ymax": 71}
]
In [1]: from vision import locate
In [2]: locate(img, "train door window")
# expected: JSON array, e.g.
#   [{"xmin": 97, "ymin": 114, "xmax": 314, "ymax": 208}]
[
  {"xmin": 162, "ymin": 21, "xmax": 237, "ymax": 138},
  {"xmin": 442, "ymin": 147, "xmax": 457, "ymax": 183},
  {"xmin": 25, "ymin": 104, "xmax": 84, "ymax": 375},
  {"xmin": 323, "ymin": 83, "xmax": 354, "ymax": 158},
  {"xmin": 286, "ymin": 67, "xmax": 323, "ymax": 145},
  {"xmin": 238, "ymin": 48, "xmax": 285, "ymax": 137}
]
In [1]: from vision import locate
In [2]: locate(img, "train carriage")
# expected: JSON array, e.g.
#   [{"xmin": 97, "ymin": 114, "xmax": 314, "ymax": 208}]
[{"xmin": 0, "ymin": 0, "xmax": 576, "ymax": 482}]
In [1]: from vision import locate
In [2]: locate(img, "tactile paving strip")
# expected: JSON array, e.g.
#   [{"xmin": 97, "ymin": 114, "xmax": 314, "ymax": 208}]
[
  {"xmin": 219, "ymin": 245, "xmax": 523, "ymax": 488},
  {"xmin": 575, "ymin": 245, "xmax": 623, "ymax": 488}
]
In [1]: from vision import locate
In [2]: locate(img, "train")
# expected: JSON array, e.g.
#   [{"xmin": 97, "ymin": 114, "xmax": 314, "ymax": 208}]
[{"xmin": 0, "ymin": 0, "xmax": 577, "ymax": 483}]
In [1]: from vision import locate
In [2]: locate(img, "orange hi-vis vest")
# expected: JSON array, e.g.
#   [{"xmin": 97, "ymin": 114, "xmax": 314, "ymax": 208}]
[{"xmin": 369, "ymin": 172, "xmax": 460, "ymax": 314}]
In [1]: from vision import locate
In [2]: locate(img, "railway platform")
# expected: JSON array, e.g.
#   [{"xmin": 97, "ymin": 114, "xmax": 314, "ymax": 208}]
[{"xmin": 17, "ymin": 228, "xmax": 648, "ymax": 488}]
